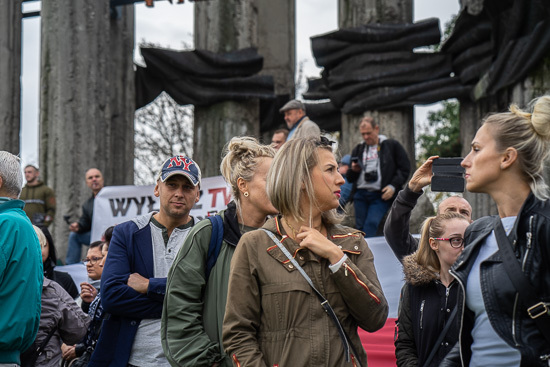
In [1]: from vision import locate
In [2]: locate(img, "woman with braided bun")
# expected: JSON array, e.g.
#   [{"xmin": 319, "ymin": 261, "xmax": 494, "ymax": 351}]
[
  {"xmin": 161, "ymin": 136, "xmax": 277, "ymax": 367},
  {"xmin": 441, "ymin": 96, "xmax": 550, "ymax": 366},
  {"xmin": 223, "ymin": 136, "xmax": 388, "ymax": 367}
]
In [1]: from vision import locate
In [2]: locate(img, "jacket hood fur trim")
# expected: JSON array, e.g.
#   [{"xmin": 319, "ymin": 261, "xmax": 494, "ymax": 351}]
[{"xmin": 402, "ymin": 252, "xmax": 439, "ymax": 286}]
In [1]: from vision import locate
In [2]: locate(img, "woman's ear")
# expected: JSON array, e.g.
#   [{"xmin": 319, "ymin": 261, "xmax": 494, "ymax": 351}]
[
  {"xmin": 429, "ymin": 238, "xmax": 438, "ymax": 252},
  {"xmin": 237, "ymin": 177, "xmax": 248, "ymax": 196},
  {"xmin": 501, "ymin": 147, "xmax": 518, "ymax": 170}
]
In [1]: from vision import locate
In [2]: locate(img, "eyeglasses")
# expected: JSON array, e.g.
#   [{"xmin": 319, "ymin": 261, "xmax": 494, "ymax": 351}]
[
  {"xmin": 433, "ymin": 237, "xmax": 464, "ymax": 248},
  {"xmin": 83, "ymin": 256, "xmax": 104, "ymax": 265}
]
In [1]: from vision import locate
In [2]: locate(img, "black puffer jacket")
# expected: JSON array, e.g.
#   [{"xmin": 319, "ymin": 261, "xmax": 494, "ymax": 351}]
[
  {"xmin": 444, "ymin": 193, "xmax": 550, "ymax": 366},
  {"xmin": 396, "ymin": 253, "xmax": 459, "ymax": 367}
]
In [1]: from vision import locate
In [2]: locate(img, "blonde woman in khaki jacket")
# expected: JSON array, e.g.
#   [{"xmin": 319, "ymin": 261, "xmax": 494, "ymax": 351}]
[{"xmin": 223, "ymin": 137, "xmax": 388, "ymax": 367}]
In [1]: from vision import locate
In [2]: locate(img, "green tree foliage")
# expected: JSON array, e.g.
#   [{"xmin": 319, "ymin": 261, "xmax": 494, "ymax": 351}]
[{"xmin": 417, "ymin": 100, "xmax": 461, "ymax": 161}]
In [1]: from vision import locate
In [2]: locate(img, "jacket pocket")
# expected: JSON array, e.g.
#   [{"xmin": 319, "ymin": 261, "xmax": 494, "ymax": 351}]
[{"xmin": 261, "ymin": 281, "xmax": 312, "ymax": 333}]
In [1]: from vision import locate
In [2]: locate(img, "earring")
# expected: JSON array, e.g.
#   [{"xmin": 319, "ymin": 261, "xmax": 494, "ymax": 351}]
[{"xmin": 243, "ymin": 192, "xmax": 249, "ymax": 197}]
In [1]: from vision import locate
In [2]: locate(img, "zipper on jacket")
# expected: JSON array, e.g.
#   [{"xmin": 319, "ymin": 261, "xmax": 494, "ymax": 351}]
[
  {"xmin": 511, "ymin": 215, "xmax": 534, "ymax": 347},
  {"xmin": 419, "ymin": 300, "xmax": 425, "ymax": 330},
  {"xmin": 449, "ymin": 267, "xmax": 466, "ymax": 367}
]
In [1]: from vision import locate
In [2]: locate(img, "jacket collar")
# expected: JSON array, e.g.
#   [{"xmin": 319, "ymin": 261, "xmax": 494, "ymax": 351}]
[
  {"xmin": 452, "ymin": 216, "xmax": 495, "ymax": 274},
  {"xmin": 223, "ymin": 201, "xmax": 242, "ymax": 246},
  {"xmin": 263, "ymin": 216, "xmax": 364, "ymax": 269},
  {"xmin": 0, "ymin": 198, "xmax": 24, "ymax": 211}
]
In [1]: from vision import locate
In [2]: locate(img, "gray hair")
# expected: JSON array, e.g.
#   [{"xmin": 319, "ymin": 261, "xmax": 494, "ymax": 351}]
[{"xmin": 0, "ymin": 151, "xmax": 23, "ymax": 198}]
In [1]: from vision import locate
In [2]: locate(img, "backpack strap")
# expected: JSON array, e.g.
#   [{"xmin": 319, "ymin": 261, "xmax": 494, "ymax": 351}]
[{"xmin": 206, "ymin": 215, "xmax": 224, "ymax": 280}]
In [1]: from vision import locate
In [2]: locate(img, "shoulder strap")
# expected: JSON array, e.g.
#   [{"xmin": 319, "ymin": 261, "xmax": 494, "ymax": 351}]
[
  {"xmin": 260, "ymin": 229, "xmax": 363, "ymax": 367},
  {"xmin": 493, "ymin": 217, "xmax": 550, "ymax": 344},
  {"xmin": 422, "ymin": 306, "xmax": 458, "ymax": 367},
  {"xmin": 206, "ymin": 215, "xmax": 224, "ymax": 280}
]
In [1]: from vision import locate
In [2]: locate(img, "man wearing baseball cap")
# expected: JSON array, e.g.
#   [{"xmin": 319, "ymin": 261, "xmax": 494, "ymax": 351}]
[
  {"xmin": 279, "ymin": 99, "xmax": 321, "ymax": 140},
  {"xmin": 90, "ymin": 155, "xmax": 201, "ymax": 367}
]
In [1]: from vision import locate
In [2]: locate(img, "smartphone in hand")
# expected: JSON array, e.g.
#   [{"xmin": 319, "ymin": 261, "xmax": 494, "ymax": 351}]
[{"xmin": 431, "ymin": 157, "xmax": 465, "ymax": 193}]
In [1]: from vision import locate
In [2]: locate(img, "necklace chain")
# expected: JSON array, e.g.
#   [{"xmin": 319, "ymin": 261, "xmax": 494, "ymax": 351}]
[
  {"xmin": 284, "ymin": 218, "xmax": 299, "ymax": 238},
  {"xmin": 283, "ymin": 217, "xmax": 323, "ymax": 238}
]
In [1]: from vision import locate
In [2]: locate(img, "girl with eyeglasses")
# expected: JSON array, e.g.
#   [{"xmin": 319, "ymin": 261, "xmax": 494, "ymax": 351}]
[{"xmin": 396, "ymin": 211, "xmax": 469, "ymax": 367}]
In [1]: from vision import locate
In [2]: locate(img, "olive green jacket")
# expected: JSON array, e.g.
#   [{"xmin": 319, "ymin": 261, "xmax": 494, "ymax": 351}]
[
  {"xmin": 162, "ymin": 202, "xmax": 242, "ymax": 367},
  {"xmin": 223, "ymin": 217, "xmax": 389, "ymax": 367}
]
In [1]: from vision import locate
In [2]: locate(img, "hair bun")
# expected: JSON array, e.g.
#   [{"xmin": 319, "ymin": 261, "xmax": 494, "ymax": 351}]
[{"xmin": 529, "ymin": 95, "xmax": 550, "ymax": 140}]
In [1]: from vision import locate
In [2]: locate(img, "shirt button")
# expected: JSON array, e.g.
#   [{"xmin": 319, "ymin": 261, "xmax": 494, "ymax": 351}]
[
  {"xmin": 168, "ymin": 249, "xmax": 172, "ymax": 253},
  {"xmin": 299, "ymin": 256, "xmax": 304, "ymax": 260},
  {"xmin": 354, "ymin": 245, "xmax": 359, "ymax": 250},
  {"xmin": 445, "ymin": 342, "xmax": 449, "ymax": 346},
  {"xmin": 288, "ymin": 264, "xmax": 294, "ymax": 269},
  {"xmin": 447, "ymin": 309, "xmax": 451, "ymax": 312}
]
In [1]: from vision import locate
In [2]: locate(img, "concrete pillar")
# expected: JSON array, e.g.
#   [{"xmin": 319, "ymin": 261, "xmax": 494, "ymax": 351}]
[
  {"xmin": 0, "ymin": 0, "xmax": 22, "ymax": 155},
  {"xmin": 40, "ymin": 0, "xmax": 135, "ymax": 257},
  {"xmin": 257, "ymin": 0, "xmax": 295, "ymax": 144},
  {"xmin": 194, "ymin": 0, "xmax": 260, "ymax": 177},
  {"xmin": 338, "ymin": 0, "xmax": 414, "ymax": 170},
  {"xmin": 257, "ymin": 0, "xmax": 295, "ymax": 98}
]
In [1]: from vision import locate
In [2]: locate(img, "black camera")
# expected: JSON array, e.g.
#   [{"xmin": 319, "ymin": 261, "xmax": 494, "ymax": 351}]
[{"xmin": 364, "ymin": 171, "xmax": 378, "ymax": 183}]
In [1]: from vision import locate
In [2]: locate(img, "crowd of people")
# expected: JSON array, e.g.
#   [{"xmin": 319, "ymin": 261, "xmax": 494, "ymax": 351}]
[{"xmin": 0, "ymin": 95, "xmax": 549, "ymax": 367}]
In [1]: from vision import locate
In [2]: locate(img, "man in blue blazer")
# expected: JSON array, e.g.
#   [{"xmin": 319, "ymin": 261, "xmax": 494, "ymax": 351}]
[{"xmin": 89, "ymin": 155, "xmax": 202, "ymax": 367}]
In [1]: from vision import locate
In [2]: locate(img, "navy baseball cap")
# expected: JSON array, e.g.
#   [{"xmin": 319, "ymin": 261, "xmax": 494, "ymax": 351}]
[{"xmin": 157, "ymin": 155, "xmax": 201, "ymax": 187}]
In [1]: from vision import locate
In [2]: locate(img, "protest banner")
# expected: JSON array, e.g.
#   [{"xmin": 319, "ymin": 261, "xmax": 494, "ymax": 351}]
[{"xmin": 91, "ymin": 175, "xmax": 230, "ymax": 242}]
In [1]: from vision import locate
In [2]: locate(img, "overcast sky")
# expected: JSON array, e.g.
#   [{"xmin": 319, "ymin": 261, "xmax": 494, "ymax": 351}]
[{"xmin": 19, "ymin": 0, "xmax": 460, "ymax": 167}]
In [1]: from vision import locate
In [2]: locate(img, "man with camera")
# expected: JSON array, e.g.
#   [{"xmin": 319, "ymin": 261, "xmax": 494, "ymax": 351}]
[{"xmin": 347, "ymin": 116, "xmax": 410, "ymax": 237}]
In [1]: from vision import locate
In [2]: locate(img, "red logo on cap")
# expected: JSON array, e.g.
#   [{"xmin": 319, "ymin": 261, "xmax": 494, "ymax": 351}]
[{"xmin": 167, "ymin": 156, "xmax": 194, "ymax": 171}]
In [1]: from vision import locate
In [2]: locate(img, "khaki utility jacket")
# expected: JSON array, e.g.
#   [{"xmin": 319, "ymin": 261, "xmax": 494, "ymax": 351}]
[{"xmin": 223, "ymin": 217, "xmax": 388, "ymax": 367}]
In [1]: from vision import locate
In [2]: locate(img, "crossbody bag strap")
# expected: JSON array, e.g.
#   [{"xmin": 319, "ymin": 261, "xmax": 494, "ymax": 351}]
[
  {"xmin": 422, "ymin": 306, "xmax": 458, "ymax": 367},
  {"xmin": 493, "ymin": 217, "xmax": 550, "ymax": 344},
  {"xmin": 261, "ymin": 229, "xmax": 363, "ymax": 366},
  {"xmin": 37, "ymin": 325, "xmax": 58, "ymax": 356}
]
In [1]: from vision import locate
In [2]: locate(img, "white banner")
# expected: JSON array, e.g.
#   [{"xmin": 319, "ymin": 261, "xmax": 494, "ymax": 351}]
[{"xmin": 91, "ymin": 176, "xmax": 231, "ymax": 242}]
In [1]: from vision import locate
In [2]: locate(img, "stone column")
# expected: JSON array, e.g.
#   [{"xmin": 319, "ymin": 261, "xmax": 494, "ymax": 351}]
[
  {"xmin": 257, "ymin": 0, "xmax": 295, "ymax": 144},
  {"xmin": 40, "ymin": 0, "xmax": 135, "ymax": 257},
  {"xmin": 338, "ymin": 0, "xmax": 414, "ymax": 169},
  {"xmin": 257, "ymin": 0, "xmax": 295, "ymax": 98},
  {"xmin": 0, "ymin": 0, "xmax": 22, "ymax": 155},
  {"xmin": 194, "ymin": 0, "xmax": 260, "ymax": 177}
]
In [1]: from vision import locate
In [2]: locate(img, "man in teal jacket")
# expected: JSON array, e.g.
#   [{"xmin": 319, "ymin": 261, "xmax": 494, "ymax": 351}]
[{"xmin": 0, "ymin": 151, "xmax": 43, "ymax": 365}]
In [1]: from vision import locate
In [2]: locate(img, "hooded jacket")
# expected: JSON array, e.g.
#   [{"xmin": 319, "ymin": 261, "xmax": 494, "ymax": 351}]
[
  {"xmin": 396, "ymin": 253, "xmax": 459, "ymax": 367},
  {"xmin": 33, "ymin": 278, "xmax": 89, "ymax": 367},
  {"xmin": 162, "ymin": 201, "xmax": 242, "ymax": 367},
  {"xmin": 20, "ymin": 181, "xmax": 56, "ymax": 227},
  {"xmin": 223, "ymin": 217, "xmax": 388, "ymax": 367}
]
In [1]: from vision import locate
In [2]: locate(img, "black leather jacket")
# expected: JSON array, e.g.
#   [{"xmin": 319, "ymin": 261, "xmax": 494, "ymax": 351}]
[{"xmin": 443, "ymin": 193, "xmax": 550, "ymax": 366}]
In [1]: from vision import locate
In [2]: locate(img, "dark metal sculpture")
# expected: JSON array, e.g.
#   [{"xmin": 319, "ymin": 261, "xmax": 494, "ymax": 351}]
[
  {"xmin": 135, "ymin": 47, "xmax": 275, "ymax": 109},
  {"xmin": 306, "ymin": 0, "xmax": 550, "ymax": 120}
]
